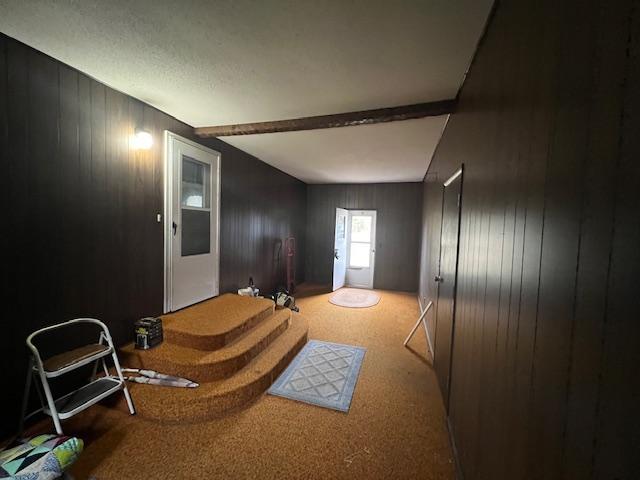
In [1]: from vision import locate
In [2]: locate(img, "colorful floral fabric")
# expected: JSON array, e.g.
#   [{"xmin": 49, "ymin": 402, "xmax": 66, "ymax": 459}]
[{"xmin": 0, "ymin": 434, "xmax": 83, "ymax": 479}]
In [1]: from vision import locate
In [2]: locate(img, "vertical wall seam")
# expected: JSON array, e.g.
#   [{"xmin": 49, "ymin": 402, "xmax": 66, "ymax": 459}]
[
  {"xmin": 2, "ymin": 39, "xmax": 7, "ymax": 147},
  {"xmin": 589, "ymin": 0, "xmax": 636, "ymax": 476},
  {"xmin": 558, "ymin": 0, "xmax": 602, "ymax": 476},
  {"xmin": 525, "ymin": 2, "xmax": 568, "ymax": 470}
]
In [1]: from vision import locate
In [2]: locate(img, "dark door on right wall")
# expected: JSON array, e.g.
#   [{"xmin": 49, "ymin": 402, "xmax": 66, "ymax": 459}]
[{"xmin": 434, "ymin": 166, "xmax": 463, "ymax": 411}]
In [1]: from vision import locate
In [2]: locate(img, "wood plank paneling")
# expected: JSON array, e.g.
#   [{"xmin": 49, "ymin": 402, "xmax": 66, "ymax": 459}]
[
  {"xmin": 58, "ymin": 64, "xmax": 80, "ymax": 317},
  {"xmin": 564, "ymin": 1, "xmax": 632, "ymax": 475},
  {"xmin": 417, "ymin": 0, "xmax": 639, "ymax": 478},
  {"xmin": 0, "ymin": 33, "xmax": 306, "ymax": 436},
  {"xmin": 306, "ymin": 183, "xmax": 422, "ymax": 292},
  {"xmin": 204, "ymin": 136, "xmax": 307, "ymax": 295},
  {"xmin": 593, "ymin": 2, "xmax": 640, "ymax": 476}
]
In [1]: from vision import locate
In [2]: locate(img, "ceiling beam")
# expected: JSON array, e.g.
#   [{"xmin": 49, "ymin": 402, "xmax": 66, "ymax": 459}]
[{"xmin": 194, "ymin": 99, "xmax": 457, "ymax": 137}]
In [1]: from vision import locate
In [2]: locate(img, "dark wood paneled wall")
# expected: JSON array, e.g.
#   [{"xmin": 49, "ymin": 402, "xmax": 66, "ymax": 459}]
[
  {"xmin": 206, "ymin": 137, "xmax": 306, "ymax": 295},
  {"xmin": 306, "ymin": 183, "xmax": 422, "ymax": 292},
  {"xmin": 418, "ymin": 0, "xmax": 639, "ymax": 478},
  {"xmin": 0, "ymin": 33, "xmax": 305, "ymax": 435}
]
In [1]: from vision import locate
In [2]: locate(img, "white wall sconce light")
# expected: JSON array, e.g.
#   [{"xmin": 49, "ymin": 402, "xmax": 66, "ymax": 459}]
[{"xmin": 132, "ymin": 128, "xmax": 153, "ymax": 150}]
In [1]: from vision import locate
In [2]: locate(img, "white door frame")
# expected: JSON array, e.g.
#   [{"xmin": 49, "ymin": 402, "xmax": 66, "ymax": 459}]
[
  {"xmin": 332, "ymin": 208, "xmax": 348, "ymax": 291},
  {"xmin": 163, "ymin": 131, "xmax": 221, "ymax": 313},
  {"xmin": 345, "ymin": 209, "xmax": 377, "ymax": 289}
]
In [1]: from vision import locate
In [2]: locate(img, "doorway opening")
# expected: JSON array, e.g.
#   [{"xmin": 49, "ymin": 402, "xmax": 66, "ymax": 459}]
[
  {"xmin": 164, "ymin": 131, "xmax": 221, "ymax": 313},
  {"xmin": 333, "ymin": 209, "xmax": 377, "ymax": 290}
]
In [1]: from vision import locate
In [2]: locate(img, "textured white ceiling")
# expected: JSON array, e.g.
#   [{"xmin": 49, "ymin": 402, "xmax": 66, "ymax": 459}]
[
  {"xmin": 225, "ymin": 117, "xmax": 447, "ymax": 184},
  {"xmin": 0, "ymin": 0, "xmax": 492, "ymax": 182}
]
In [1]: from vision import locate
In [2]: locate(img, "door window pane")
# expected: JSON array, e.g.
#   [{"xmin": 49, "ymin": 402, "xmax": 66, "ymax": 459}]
[
  {"xmin": 182, "ymin": 156, "xmax": 210, "ymax": 208},
  {"xmin": 337, "ymin": 216, "xmax": 346, "ymax": 240},
  {"xmin": 351, "ymin": 216, "xmax": 372, "ymax": 242},
  {"xmin": 182, "ymin": 209, "xmax": 210, "ymax": 256},
  {"xmin": 350, "ymin": 243, "xmax": 370, "ymax": 268}
]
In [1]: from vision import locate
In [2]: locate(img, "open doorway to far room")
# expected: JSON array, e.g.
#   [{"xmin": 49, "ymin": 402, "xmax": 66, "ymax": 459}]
[{"xmin": 333, "ymin": 209, "xmax": 377, "ymax": 290}]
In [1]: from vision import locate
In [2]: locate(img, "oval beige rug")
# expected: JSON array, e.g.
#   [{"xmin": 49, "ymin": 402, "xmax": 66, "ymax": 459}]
[{"xmin": 329, "ymin": 288, "xmax": 381, "ymax": 308}]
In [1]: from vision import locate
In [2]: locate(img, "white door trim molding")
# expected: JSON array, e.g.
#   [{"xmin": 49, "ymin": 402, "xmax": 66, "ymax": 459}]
[
  {"xmin": 332, "ymin": 208, "xmax": 348, "ymax": 291},
  {"xmin": 443, "ymin": 167, "xmax": 463, "ymax": 186},
  {"xmin": 163, "ymin": 131, "xmax": 221, "ymax": 313}
]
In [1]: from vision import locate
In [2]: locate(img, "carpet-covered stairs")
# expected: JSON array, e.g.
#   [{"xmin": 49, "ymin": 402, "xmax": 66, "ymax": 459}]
[{"xmin": 119, "ymin": 294, "xmax": 308, "ymax": 423}]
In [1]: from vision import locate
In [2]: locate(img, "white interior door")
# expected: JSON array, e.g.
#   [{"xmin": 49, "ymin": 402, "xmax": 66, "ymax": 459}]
[
  {"xmin": 164, "ymin": 131, "xmax": 220, "ymax": 312},
  {"xmin": 345, "ymin": 210, "xmax": 377, "ymax": 289},
  {"xmin": 332, "ymin": 208, "xmax": 348, "ymax": 291}
]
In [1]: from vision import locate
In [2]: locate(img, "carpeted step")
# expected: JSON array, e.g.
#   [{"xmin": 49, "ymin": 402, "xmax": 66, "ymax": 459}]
[
  {"xmin": 120, "ymin": 309, "xmax": 292, "ymax": 382},
  {"xmin": 162, "ymin": 294, "xmax": 275, "ymax": 350},
  {"xmin": 119, "ymin": 314, "xmax": 308, "ymax": 423}
]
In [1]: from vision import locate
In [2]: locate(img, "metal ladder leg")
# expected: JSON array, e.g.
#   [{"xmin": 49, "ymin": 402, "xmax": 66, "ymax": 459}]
[
  {"xmin": 101, "ymin": 329, "xmax": 135, "ymax": 415},
  {"xmin": 35, "ymin": 367, "xmax": 64, "ymax": 435},
  {"xmin": 18, "ymin": 357, "xmax": 34, "ymax": 437},
  {"xmin": 111, "ymin": 351, "xmax": 136, "ymax": 415}
]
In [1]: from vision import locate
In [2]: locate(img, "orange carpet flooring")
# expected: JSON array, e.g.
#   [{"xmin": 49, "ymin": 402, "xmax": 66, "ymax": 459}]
[{"xmin": 41, "ymin": 289, "xmax": 454, "ymax": 479}]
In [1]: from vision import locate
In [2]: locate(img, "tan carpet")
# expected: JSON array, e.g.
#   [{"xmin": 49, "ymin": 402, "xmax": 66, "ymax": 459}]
[
  {"xmin": 30, "ymin": 289, "xmax": 454, "ymax": 479},
  {"xmin": 163, "ymin": 294, "xmax": 276, "ymax": 350}
]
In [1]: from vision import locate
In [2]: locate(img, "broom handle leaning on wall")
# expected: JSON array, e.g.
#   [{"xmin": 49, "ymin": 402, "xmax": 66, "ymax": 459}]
[{"xmin": 403, "ymin": 301, "xmax": 433, "ymax": 358}]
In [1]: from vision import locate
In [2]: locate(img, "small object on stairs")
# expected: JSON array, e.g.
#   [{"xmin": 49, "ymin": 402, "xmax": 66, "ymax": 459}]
[
  {"xmin": 19, "ymin": 318, "xmax": 136, "ymax": 436},
  {"xmin": 238, "ymin": 277, "xmax": 260, "ymax": 297},
  {"xmin": 403, "ymin": 300, "xmax": 434, "ymax": 359},
  {"xmin": 276, "ymin": 291, "xmax": 299, "ymax": 312},
  {"xmin": 134, "ymin": 317, "xmax": 163, "ymax": 350},
  {"xmin": 122, "ymin": 368, "xmax": 199, "ymax": 388},
  {"xmin": 267, "ymin": 286, "xmax": 300, "ymax": 312}
]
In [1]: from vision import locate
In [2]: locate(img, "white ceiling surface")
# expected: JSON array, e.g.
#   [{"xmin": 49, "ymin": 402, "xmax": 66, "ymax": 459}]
[
  {"xmin": 0, "ymin": 0, "xmax": 492, "ymax": 183},
  {"xmin": 227, "ymin": 117, "xmax": 447, "ymax": 184}
]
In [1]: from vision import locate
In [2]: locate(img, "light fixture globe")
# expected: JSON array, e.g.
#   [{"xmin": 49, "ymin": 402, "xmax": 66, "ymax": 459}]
[{"xmin": 132, "ymin": 129, "xmax": 153, "ymax": 150}]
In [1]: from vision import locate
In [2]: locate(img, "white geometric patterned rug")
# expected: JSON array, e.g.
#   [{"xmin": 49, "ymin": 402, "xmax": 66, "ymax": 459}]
[{"xmin": 268, "ymin": 340, "xmax": 366, "ymax": 412}]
